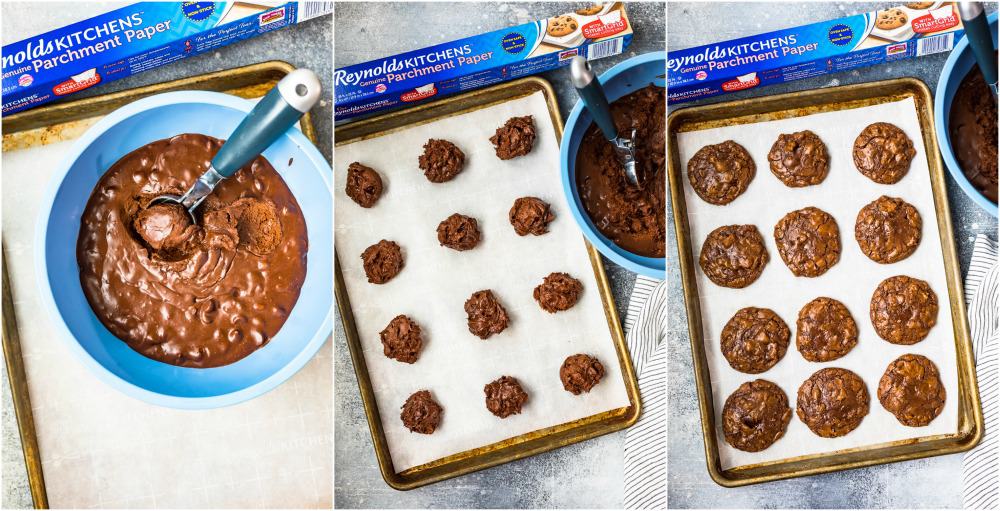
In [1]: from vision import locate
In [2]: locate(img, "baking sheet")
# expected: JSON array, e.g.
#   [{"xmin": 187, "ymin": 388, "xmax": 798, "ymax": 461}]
[
  {"xmin": 675, "ymin": 97, "xmax": 960, "ymax": 470},
  {"xmin": 2, "ymin": 112, "xmax": 332, "ymax": 508},
  {"xmin": 334, "ymin": 90, "xmax": 631, "ymax": 472}
]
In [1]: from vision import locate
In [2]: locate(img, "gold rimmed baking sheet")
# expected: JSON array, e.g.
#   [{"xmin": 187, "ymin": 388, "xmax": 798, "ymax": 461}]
[
  {"xmin": 1, "ymin": 61, "xmax": 329, "ymax": 509},
  {"xmin": 334, "ymin": 76, "xmax": 642, "ymax": 490},
  {"xmin": 667, "ymin": 78, "xmax": 983, "ymax": 487}
]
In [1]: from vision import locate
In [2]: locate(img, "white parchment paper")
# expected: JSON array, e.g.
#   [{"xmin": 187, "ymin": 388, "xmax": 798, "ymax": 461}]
[
  {"xmin": 334, "ymin": 91, "xmax": 631, "ymax": 472},
  {"xmin": 1, "ymin": 117, "xmax": 332, "ymax": 508},
  {"xmin": 676, "ymin": 97, "xmax": 960, "ymax": 470}
]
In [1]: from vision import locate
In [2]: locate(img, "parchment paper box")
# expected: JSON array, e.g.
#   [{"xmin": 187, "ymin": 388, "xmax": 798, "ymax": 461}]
[
  {"xmin": 668, "ymin": 2, "xmax": 967, "ymax": 104},
  {"xmin": 1, "ymin": 1, "xmax": 333, "ymax": 114},
  {"xmin": 334, "ymin": 3, "xmax": 634, "ymax": 122}
]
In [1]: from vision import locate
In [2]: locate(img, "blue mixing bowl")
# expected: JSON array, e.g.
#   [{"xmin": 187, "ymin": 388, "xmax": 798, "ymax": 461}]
[
  {"xmin": 561, "ymin": 51, "xmax": 667, "ymax": 279},
  {"xmin": 35, "ymin": 91, "xmax": 333, "ymax": 409},
  {"xmin": 935, "ymin": 12, "xmax": 998, "ymax": 218}
]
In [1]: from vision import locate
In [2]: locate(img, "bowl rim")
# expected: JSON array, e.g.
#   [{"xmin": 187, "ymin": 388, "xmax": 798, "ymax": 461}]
[
  {"xmin": 560, "ymin": 51, "xmax": 667, "ymax": 279},
  {"xmin": 934, "ymin": 12, "xmax": 998, "ymax": 218},
  {"xmin": 33, "ymin": 90, "xmax": 333, "ymax": 409}
]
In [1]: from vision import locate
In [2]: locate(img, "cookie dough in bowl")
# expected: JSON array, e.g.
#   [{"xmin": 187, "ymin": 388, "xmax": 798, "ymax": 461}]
[
  {"xmin": 37, "ymin": 91, "xmax": 333, "ymax": 408},
  {"xmin": 561, "ymin": 52, "xmax": 666, "ymax": 278},
  {"xmin": 78, "ymin": 134, "xmax": 307, "ymax": 369}
]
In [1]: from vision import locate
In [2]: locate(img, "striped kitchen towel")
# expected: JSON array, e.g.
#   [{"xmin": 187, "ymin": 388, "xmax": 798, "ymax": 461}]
[
  {"xmin": 622, "ymin": 275, "xmax": 667, "ymax": 509},
  {"xmin": 963, "ymin": 234, "xmax": 999, "ymax": 510}
]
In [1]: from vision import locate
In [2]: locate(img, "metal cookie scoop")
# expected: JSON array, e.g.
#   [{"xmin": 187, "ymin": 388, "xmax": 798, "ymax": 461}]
[
  {"xmin": 151, "ymin": 68, "xmax": 322, "ymax": 221},
  {"xmin": 569, "ymin": 55, "xmax": 639, "ymax": 186}
]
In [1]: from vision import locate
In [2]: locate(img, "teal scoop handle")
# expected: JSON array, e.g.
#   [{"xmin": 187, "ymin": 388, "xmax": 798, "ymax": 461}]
[
  {"xmin": 212, "ymin": 68, "xmax": 322, "ymax": 177},
  {"xmin": 958, "ymin": 2, "xmax": 998, "ymax": 98},
  {"xmin": 569, "ymin": 56, "xmax": 618, "ymax": 141}
]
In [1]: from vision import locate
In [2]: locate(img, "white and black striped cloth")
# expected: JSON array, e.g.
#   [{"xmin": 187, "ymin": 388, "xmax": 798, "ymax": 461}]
[
  {"xmin": 622, "ymin": 276, "xmax": 667, "ymax": 509},
  {"xmin": 964, "ymin": 234, "xmax": 999, "ymax": 510}
]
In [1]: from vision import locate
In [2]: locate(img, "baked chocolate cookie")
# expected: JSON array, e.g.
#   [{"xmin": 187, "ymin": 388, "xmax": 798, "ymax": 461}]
[
  {"xmin": 560, "ymin": 354, "xmax": 605, "ymax": 395},
  {"xmin": 575, "ymin": 4, "xmax": 603, "ymax": 15},
  {"xmin": 722, "ymin": 379, "xmax": 792, "ymax": 452},
  {"xmin": 380, "ymin": 315, "xmax": 423, "ymax": 364},
  {"xmin": 855, "ymin": 195, "xmax": 922, "ymax": 264},
  {"xmin": 699, "ymin": 224, "xmax": 769, "ymax": 288},
  {"xmin": 796, "ymin": 297, "xmax": 858, "ymax": 362},
  {"xmin": 465, "ymin": 290, "xmax": 509, "ymax": 339},
  {"xmin": 437, "ymin": 213, "xmax": 481, "ymax": 251},
  {"xmin": 547, "ymin": 15, "xmax": 579, "ymax": 37},
  {"xmin": 490, "ymin": 115, "xmax": 536, "ymax": 160},
  {"xmin": 361, "ymin": 239, "xmax": 404, "ymax": 284},
  {"xmin": 774, "ymin": 207, "xmax": 841, "ymax": 277},
  {"xmin": 533, "ymin": 272, "xmax": 583, "ymax": 313},
  {"xmin": 400, "ymin": 390, "xmax": 442, "ymax": 434},
  {"xmin": 906, "ymin": 2, "xmax": 934, "ymax": 9},
  {"xmin": 720, "ymin": 307, "xmax": 790, "ymax": 374},
  {"xmin": 870, "ymin": 275, "xmax": 938, "ymax": 345},
  {"xmin": 345, "ymin": 162, "xmax": 383, "ymax": 208},
  {"xmin": 853, "ymin": 122, "xmax": 917, "ymax": 184},
  {"xmin": 418, "ymin": 139, "xmax": 466, "ymax": 183},
  {"xmin": 687, "ymin": 140, "xmax": 756, "ymax": 205},
  {"xmin": 878, "ymin": 354, "xmax": 946, "ymax": 427},
  {"xmin": 767, "ymin": 130, "xmax": 830, "ymax": 187},
  {"xmin": 876, "ymin": 8, "xmax": 908, "ymax": 30},
  {"xmin": 509, "ymin": 196, "xmax": 555, "ymax": 236},
  {"xmin": 796, "ymin": 367, "xmax": 870, "ymax": 438},
  {"xmin": 484, "ymin": 376, "xmax": 528, "ymax": 418}
]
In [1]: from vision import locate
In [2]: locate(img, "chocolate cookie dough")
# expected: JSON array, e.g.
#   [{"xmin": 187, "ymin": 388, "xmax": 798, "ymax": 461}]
[
  {"xmin": 949, "ymin": 65, "xmax": 998, "ymax": 203},
  {"xmin": 687, "ymin": 140, "xmax": 755, "ymax": 205},
  {"xmin": 870, "ymin": 275, "xmax": 938, "ymax": 345},
  {"xmin": 722, "ymin": 379, "xmax": 792, "ymax": 452},
  {"xmin": 380, "ymin": 315, "xmax": 423, "ymax": 364},
  {"xmin": 720, "ymin": 307, "xmax": 790, "ymax": 374},
  {"xmin": 774, "ymin": 207, "xmax": 841, "ymax": 277},
  {"xmin": 362, "ymin": 239, "xmax": 404, "ymax": 284},
  {"xmin": 77, "ymin": 134, "xmax": 306, "ymax": 368},
  {"xmin": 345, "ymin": 162, "xmax": 383, "ymax": 208},
  {"xmin": 465, "ymin": 290, "xmax": 509, "ymax": 339},
  {"xmin": 490, "ymin": 115, "xmax": 536, "ymax": 160},
  {"xmin": 509, "ymin": 196, "xmax": 555, "ymax": 236},
  {"xmin": 796, "ymin": 297, "xmax": 858, "ymax": 362},
  {"xmin": 533, "ymin": 272, "xmax": 583, "ymax": 313},
  {"xmin": 437, "ymin": 213, "xmax": 481, "ymax": 251},
  {"xmin": 400, "ymin": 390, "xmax": 443, "ymax": 434},
  {"xmin": 853, "ymin": 122, "xmax": 917, "ymax": 184},
  {"xmin": 767, "ymin": 130, "xmax": 830, "ymax": 187},
  {"xmin": 699, "ymin": 224, "xmax": 769, "ymax": 288},
  {"xmin": 484, "ymin": 375, "xmax": 528, "ymax": 418},
  {"xmin": 576, "ymin": 85, "xmax": 665, "ymax": 258},
  {"xmin": 855, "ymin": 195, "xmax": 922, "ymax": 264},
  {"xmin": 878, "ymin": 354, "xmax": 946, "ymax": 427},
  {"xmin": 418, "ymin": 138, "xmax": 465, "ymax": 183},
  {"xmin": 796, "ymin": 367, "xmax": 870, "ymax": 438},
  {"xmin": 560, "ymin": 354, "xmax": 605, "ymax": 395}
]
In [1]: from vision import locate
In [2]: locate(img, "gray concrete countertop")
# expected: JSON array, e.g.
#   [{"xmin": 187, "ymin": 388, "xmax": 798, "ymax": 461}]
[
  {"xmin": 333, "ymin": 2, "xmax": 663, "ymax": 508},
  {"xmin": 667, "ymin": 2, "xmax": 998, "ymax": 508},
  {"xmin": 1, "ymin": 4, "xmax": 331, "ymax": 508}
]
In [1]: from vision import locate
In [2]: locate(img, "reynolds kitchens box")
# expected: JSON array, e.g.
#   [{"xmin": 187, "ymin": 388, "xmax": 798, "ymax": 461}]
[
  {"xmin": 2, "ymin": 2, "xmax": 333, "ymax": 115},
  {"xmin": 669, "ymin": 2, "xmax": 966, "ymax": 104},
  {"xmin": 334, "ymin": 3, "xmax": 633, "ymax": 122}
]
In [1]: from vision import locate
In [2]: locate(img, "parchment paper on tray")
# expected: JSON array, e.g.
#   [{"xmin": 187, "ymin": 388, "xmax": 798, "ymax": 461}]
[
  {"xmin": 2, "ymin": 124, "xmax": 332, "ymax": 508},
  {"xmin": 676, "ymin": 97, "xmax": 960, "ymax": 470},
  {"xmin": 335, "ymin": 90, "xmax": 631, "ymax": 472}
]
